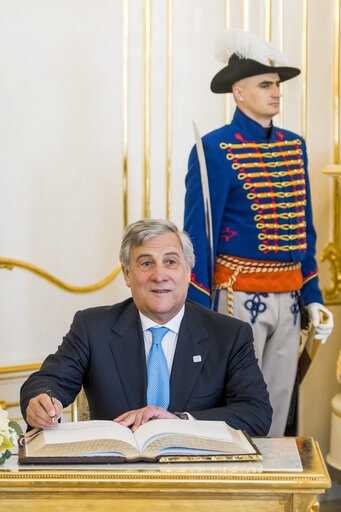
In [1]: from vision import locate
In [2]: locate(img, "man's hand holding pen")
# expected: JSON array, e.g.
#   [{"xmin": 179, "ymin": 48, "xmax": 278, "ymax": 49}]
[{"xmin": 26, "ymin": 392, "xmax": 63, "ymax": 430}]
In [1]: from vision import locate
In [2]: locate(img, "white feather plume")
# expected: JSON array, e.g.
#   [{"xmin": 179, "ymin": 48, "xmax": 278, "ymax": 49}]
[{"xmin": 215, "ymin": 28, "xmax": 288, "ymax": 66}]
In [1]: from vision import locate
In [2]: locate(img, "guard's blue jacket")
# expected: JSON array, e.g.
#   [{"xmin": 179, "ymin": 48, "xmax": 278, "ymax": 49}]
[{"xmin": 184, "ymin": 108, "xmax": 323, "ymax": 308}]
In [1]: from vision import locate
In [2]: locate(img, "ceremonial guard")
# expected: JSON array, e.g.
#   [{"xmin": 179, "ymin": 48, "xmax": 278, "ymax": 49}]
[{"xmin": 184, "ymin": 29, "xmax": 333, "ymax": 435}]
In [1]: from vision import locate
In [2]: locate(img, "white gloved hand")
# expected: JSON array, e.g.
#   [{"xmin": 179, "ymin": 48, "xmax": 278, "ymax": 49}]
[{"xmin": 306, "ymin": 302, "xmax": 334, "ymax": 344}]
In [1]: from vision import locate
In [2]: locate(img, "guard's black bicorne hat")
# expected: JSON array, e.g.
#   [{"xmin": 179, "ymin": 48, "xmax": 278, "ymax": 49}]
[
  {"xmin": 210, "ymin": 29, "xmax": 301, "ymax": 94},
  {"xmin": 211, "ymin": 54, "xmax": 301, "ymax": 93}
]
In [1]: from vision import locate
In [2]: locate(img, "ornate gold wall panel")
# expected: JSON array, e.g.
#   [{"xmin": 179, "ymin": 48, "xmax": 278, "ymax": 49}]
[
  {"xmin": 224, "ymin": 0, "xmax": 231, "ymax": 124},
  {"xmin": 322, "ymin": 0, "xmax": 341, "ymax": 304},
  {"xmin": 1, "ymin": 1, "xmax": 339, "ymax": 301},
  {"xmin": 301, "ymin": 0, "xmax": 308, "ymax": 140},
  {"xmin": 0, "ymin": 364, "xmax": 42, "ymax": 422},
  {"xmin": 1, "ymin": 3, "xmax": 129, "ymax": 293},
  {"xmin": 322, "ymin": 168, "xmax": 341, "ymax": 303},
  {"xmin": 333, "ymin": 0, "xmax": 341, "ymax": 166},
  {"xmin": 0, "ymin": 364, "xmax": 78, "ymax": 423},
  {"xmin": 143, "ymin": 0, "xmax": 151, "ymax": 219},
  {"xmin": 242, "ymin": 0, "xmax": 249, "ymax": 31},
  {"xmin": 264, "ymin": 0, "xmax": 272, "ymax": 42},
  {"xmin": 0, "ymin": 364, "xmax": 41, "ymax": 375},
  {"xmin": 0, "ymin": 257, "xmax": 121, "ymax": 293},
  {"xmin": 166, "ymin": 0, "xmax": 173, "ymax": 220},
  {"xmin": 278, "ymin": 0, "xmax": 284, "ymax": 127},
  {"xmin": 122, "ymin": 0, "xmax": 129, "ymax": 228}
]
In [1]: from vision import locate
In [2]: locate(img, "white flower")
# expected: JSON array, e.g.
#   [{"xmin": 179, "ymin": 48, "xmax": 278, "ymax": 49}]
[
  {"xmin": 0, "ymin": 406, "xmax": 10, "ymax": 433},
  {"xmin": 0, "ymin": 406, "xmax": 16, "ymax": 453}
]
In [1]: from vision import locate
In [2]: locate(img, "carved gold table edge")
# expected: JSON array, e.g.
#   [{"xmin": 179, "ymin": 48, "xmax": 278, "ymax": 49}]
[{"xmin": 0, "ymin": 438, "xmax": 331, "ymax": 491}]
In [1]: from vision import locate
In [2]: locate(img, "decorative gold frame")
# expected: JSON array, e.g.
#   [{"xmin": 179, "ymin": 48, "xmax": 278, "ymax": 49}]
[
  {"xmin": 122, "ymin": 0, "xmax": 129, "ymax": 228},
  {"xmin": 242, "ymin": 0, "xmax": 249, "ymax": 32},
  {"xmin": 0, "ymin": 363, "xmax": 79, "ymax": 422},
  {"xmin": 264, "ymin": 0, "xmax": 272, "ymax": 42},
  {"xmin": 337, "ymin": 349, "xmax": 341, "ymax": 383},
  {"xmin": 143, "ymin": 0, "xmax": 151, "ymax": 219},
  {"xmin": 166, "ymin": 0, "xmax": 173, "ymax": 219},
  {"xmin": 321, "ymin": 0, "xmax": 341, "ymax": 305},
  {"xmin": 0, "ymin": 257, "xmax": 121, "ymax": 293},
  {"xmin": 0, "ymin": 364, "xmax": 41, "ymax": 421},
  {"xmin": 278, "ymin": 0, "xmax": 284, "ymax": 128},
  {"xmin": 224, "ymin": 1, "xmax": 274, "ymax": 124},
  {"xmin": 301, "ymin": 0, "xmax": 308, "ymax": 140},
  {"xmin": 322, "ymin": 167, "xmax": 341, "ymax": 304},
  {"xmin": 0, "ymin": 4, "xmax": 131, "ymax": 293},
  {"xmin": 224, "ymin": 0, "xmax": 231, "ymax": 125}
]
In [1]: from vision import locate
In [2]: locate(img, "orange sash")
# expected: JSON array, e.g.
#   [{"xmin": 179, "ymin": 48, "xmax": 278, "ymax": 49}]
[{"xmin": 214, "ymin": 255, "xmax": 303, "ymax": 293}]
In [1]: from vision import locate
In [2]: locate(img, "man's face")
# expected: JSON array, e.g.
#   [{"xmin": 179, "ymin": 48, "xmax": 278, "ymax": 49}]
[
  {"xmin": 122, "ymin": 232, "xmax": 191, "ymax": 324},
  {"xmin": 232, "ymin": 73, "xmax": 281, "ymax": 126}
]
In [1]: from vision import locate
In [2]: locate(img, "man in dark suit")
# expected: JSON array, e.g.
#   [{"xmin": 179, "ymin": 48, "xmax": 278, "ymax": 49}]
[{"xmin": 20, "ymin": 218, "xmax": 272, "ymax": 436}]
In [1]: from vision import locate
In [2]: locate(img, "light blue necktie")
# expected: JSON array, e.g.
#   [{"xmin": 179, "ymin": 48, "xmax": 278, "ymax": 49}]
[{"xmin": 147, "ymin": 326, "xmax": 170, "ymax": 409}]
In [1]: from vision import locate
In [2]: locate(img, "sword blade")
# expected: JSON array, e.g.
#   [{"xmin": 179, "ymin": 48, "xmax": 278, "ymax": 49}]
[{"xmin": 192, "ymin": 121, "xmax": 214, "ymax": 306}]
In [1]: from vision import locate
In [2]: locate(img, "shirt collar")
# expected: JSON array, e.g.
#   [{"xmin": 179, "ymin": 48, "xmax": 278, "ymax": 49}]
[
  {"xmin": 232, "ymin": 107, "xmax": 274, "ymax": 141},
  {"xmin": 139, "ymin": 305, "xmax": 185, "ymax": 334}
]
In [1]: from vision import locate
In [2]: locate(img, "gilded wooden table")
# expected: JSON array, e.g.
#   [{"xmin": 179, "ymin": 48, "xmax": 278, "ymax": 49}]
[{"xmin": 0, "ymin": 437, "xmax": 331, "ymax": 512}]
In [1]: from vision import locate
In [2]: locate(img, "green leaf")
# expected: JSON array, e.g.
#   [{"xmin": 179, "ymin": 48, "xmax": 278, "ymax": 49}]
[
  {"xmin": 0, "ymin": 450, "xmax": 12, "ymax": 465},
  {"xmin": 9, "ymin": 421, "xmax": 23, "ymax": 436}
]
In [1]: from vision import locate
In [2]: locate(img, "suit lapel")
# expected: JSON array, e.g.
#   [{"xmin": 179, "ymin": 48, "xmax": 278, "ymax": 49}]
[
  {"xmin": 169, "ymin": 303, "xmax": 209, "ymax": 412},
  {"xmin": 109, "ymin": 302, "xmax": 147, "ymax": 410}
]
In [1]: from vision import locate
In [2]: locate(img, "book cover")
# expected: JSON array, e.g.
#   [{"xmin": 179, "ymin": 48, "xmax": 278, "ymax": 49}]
[{"xmin": 18, "ymin": 419, "xmax": 262, "ymax": 464}]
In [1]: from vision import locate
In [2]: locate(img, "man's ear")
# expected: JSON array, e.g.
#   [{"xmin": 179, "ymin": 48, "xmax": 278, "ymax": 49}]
[
  {"xmin": 232, "ymin": 85, "xmax": 244, "ymax": 103},
  {"xmin": 121, "ymin": 266, "xmax": 131, "ymax": 287},
  {"xmin": 187, "ymin": 266, "xmax": 192, "ymax": 284}
]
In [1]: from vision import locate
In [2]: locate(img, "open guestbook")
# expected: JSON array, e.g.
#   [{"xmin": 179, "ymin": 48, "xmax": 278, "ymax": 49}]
[{"xmin": 19, "ymin": 419, "xmax": 261, "ymax": 464}]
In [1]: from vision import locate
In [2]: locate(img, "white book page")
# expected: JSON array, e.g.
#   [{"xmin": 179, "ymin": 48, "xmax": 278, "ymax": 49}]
[
  {"xmin": 157, "ymin": 447, "xmax": 235, "ymax": 455},
  {"xmin": 133, "ymin": 419, "xmax": 251, "ymax": 453},
  {"xmin": 41, "ymin": 420, "xmax": 138, "ymax": 450}
]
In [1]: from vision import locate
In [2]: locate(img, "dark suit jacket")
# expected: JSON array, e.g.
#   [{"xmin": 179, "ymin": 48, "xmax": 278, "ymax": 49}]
[{"xmin": 20, "ymin": 298, "xmax": 272, "ymax": 436}]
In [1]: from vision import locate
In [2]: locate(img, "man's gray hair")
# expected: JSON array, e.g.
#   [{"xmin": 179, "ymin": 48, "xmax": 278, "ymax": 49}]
[{"xmin": 119, "ymin": 218, "xmax": 195, "ymax": 269}]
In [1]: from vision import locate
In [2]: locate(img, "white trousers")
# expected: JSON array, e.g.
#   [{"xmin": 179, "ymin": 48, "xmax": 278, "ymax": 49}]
[{"xmin": 216, "ymin": 290, "xmax": 301, "ymax": 436}]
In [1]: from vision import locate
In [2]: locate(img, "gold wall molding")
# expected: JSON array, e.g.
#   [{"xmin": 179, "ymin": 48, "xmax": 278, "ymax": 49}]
[
  {"xmin": 321, "ymin": 0, "xmax": 341, "ymax": 305},
  {"xmin": 0, "ymin": 364, "xmax": 41, "ymax": 375},
  {"xmin": 0, "ymin": 363, "xmax": 77, "ymax": 423},
  {"xmin": 337, "ymin": 349, "xmax": 341, "ymax": 383},
  {"xmin": 264, "ymin": 0, "xmax": 272, "ymax": 42},
  {"xmin": 166, "ymin": 0, "xmax": 173, "ymax": 219},
  {"xmin": 143, "ymin": 0, "xmax": 152, "ymax": 218},
  {"xmin": 301, "ymin": 0, "xmax": 308, "ymax": 140},
  {"xmin": 0, "ymin": 363, "xmax": 41, "ymax": 422},
  {"xmin": 0, "ymin": 257, "xmax": 121, "ymax": 294},
  {"xmin": 0, "ymin": 400, "xmax": 18, "ymax": 411},
  {"xmin": 278, "ymin": 0, "xmax": 284, "ymax": 127},
  {"xmin": 242, "ymin": 0, "xmax": 249, "ymax": 31},
  {"xmin": 1, "ymin": 4, "xmax": 130, "ymax": 292},
  {"xmin": 122, "ymin": 0, "xmax": 129, "ymax": 228},
  {"xmin": 322, "ymin": 167, "xmax": 341, "ymax": 304},
  {"xmin": 224, "ymin": 0, "xmax": 231, "ymax": 125},
  {"xmin": 333, "ymin": 0, "xmax": 340, "ymax": 165}
]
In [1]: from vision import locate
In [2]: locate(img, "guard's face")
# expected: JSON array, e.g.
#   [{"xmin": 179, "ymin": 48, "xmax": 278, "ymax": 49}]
[
  {"xmin": 122, "ymin": 232, "xmax": 191, "ymax": 324},
  {"xmin": 233, "ymin": 73, "xmax": 281, "ymax": 126}
]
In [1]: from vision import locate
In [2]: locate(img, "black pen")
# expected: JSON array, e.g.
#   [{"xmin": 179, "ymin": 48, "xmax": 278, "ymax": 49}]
[{"xmin": 46, "ymin": 389, "xmax": 55, "ymax": 423}]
